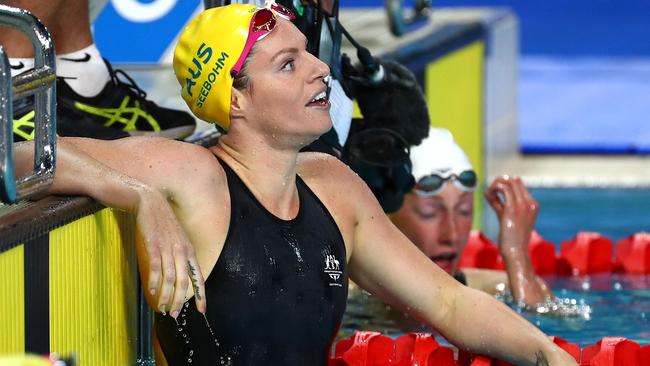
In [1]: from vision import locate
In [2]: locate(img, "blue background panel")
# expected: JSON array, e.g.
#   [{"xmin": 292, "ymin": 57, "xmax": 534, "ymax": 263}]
[
  {"xmin": 346, "ymin": 0, "xmax": 650, "ymax": 57},
  {"xmin": 94, "ymin": 0, "xmax": 199, "ymax": 63},
  {"xmin": 95, "ymin": 0, "xmax": 650, "ymax": 60},
  {"xmin": 519, "ymin": 58, "xmax": 650, "ymax": 154}
]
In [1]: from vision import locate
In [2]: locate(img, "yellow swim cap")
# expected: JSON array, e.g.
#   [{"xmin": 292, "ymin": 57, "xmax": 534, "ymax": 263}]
[{"xmin": 173, "ymin": 4, "xmax": 258, "ymax": 131}]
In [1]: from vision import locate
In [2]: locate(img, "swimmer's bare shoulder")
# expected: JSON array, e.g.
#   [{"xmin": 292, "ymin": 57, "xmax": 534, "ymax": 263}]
[
  {"xmin": 297, "ymin": 152, "xmax": 382, "ymax": 260},
  {"xmin": 65, "ymin": 136, "xmax": 231, "ymax": 283}
]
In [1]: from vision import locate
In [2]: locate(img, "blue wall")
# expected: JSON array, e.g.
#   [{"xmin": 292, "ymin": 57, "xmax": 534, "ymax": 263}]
[
  {"xmin": 94, "ymin": 1, "xmax": 199, "ymax": 63},
  {"xmin": 95, "ymin": 0, "xmax": 650, "ymax": 61},
  {"xmin": 343, "ymin": 0, "xmax": 650, "ymax": 57}
]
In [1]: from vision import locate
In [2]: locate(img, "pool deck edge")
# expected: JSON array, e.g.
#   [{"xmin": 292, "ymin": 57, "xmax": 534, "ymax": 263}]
[{"xmin": 489, "ymin": 154, "xmax": 650, "ymax": 188}]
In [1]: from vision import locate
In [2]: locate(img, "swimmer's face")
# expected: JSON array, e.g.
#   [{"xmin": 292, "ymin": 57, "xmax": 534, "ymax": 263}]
[
  {"xmin": 389, "ymin": 183, "xmax": 473, "ymax": 274},
  {"xmin": 233, "ymin": 18, "xmax": 332, "ymax": 145}
]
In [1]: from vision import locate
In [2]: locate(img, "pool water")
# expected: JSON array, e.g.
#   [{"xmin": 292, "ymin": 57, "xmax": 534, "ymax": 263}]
[
  {"xmin": 341, "ymin": 188, "xmax": 650, "ymax": 347},
  {"xmin": 531, "ymin": 274, "xmax": 650, "ymax": 346},
  {"xmin": 342, "ymin": 274, "xmax": 650, "ymax": 347},
  {"xmin": 519, "ymin": 188, "xmax": 650, "ymax": 346},
  {"xmin": 530, "ymin": 188, "xmax": 650, "ymax": 245}
]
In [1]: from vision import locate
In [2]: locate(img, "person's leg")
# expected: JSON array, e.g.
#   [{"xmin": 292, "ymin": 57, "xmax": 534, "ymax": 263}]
[
  {"xmin": 46, "ymin": 0, "xmax": 111, "ymax": 97},
  {"xmin": 51, "ymin": 0, "xmax": 94, "ymax": 54},
  {"xmin": 2, "ymin": 0, "xmax": 109, "ymax": 95},
  {"xmin": 1, "ymin": 0, "xmax": 92, "ymax": 55},
  {"xmin": 4, "ymin": 0, "xmax": 117, "ymax": 142},
  {"xmin": 1, "ymin": 0, "xmax": 64, "ymax": 75},
  {"xmin": 4, "ymin": 0, "xmax": 196, "ymax": 140},
  {"xmin": 1, "ymin": 1, "xmax": 63, "ymax": 57}
]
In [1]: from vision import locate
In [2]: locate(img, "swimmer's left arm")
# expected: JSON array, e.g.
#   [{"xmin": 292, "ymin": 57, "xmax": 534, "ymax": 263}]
[{"xmin": 339, "ymin": 170, "xmax": 575, "ymax": 365}]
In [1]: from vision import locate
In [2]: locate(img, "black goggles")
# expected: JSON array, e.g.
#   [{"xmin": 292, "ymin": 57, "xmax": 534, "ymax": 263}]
[{"xmin": 414, "ymin": 170, "xmax": 477, "ymax": 196}]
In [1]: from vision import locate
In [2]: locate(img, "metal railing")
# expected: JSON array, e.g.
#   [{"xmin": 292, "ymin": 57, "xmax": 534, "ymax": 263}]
[
  {"xmin": 385, "ymin": 0, "xmax": 432, "ymax": 36},
  {"xmin": 0, "ymin": 4, "xmax": 57, "ymax": 204}
]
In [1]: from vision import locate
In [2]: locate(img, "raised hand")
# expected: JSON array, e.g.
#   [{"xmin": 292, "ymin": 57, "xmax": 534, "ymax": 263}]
[
  {"xmin": 485, "ymin": 175, "xmax": 539, "ymax": 256},
  {"xmin": 485, "ymin": 175, "xmax": 549, "ymax": 304}
]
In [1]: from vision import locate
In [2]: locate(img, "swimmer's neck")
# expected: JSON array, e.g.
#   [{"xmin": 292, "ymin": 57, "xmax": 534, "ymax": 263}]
[{"xmin": 211, "ymin": 137, "xmax": 301, "ymax": 220}]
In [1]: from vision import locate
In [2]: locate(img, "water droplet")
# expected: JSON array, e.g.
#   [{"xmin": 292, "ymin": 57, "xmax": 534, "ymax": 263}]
[
  {"xmin": 187, "ymin": 358, "xmax": 192, "ymax": 363},
  {"xmin": 203, "ymin": 313, "xmax": 221, "ymax": 350}
]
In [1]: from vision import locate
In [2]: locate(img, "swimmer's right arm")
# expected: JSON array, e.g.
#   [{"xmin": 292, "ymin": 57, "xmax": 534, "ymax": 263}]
[
  {"xmin": 485, "ymin": 176, "xmax": 552, "ymax": 305},
  {"xmin": 14, "ymin": 138, "xmax": 207, "ymax": 318}
]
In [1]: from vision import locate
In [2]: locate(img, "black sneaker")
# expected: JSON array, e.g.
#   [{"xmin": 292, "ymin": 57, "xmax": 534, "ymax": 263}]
[
  {"xmin": 56, "ymin": 60, "xmax": 196, "ymax": 140},
  {"xmin": 12, "ymin": 95, "xmax": 130, "ymax": 142}
]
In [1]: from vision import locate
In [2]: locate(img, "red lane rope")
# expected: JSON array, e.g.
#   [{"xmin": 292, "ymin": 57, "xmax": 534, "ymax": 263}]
[
  {"xmin": 330, "ymin": 331, "xmax": 650, "ymax": 366},
  {"xmin": 459, "ymin": 231, "xmax": 650, "ymax": 275}
]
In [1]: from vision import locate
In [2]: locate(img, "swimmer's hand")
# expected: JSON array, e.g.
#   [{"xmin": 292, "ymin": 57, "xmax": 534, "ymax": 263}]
[
  {"xmin": 485, "ymin": 176, "xmax": 550, "ymax": 305},
  {"xmin": 485, "ymin": 175, "xmax": 538, "ymax": 256},
  {"xmin": 135, "ymin": 188, "xmax": 207, "ymax": 318}
]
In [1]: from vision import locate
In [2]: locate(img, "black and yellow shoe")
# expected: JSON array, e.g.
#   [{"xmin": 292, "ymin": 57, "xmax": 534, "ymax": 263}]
[
  {"xmin": 12, "ymin": 100, "xmax": 36, "ymax": 142},
  {"xmin": 12, "ymin": 96, "xmax": 130, "ymax": 142},
  {"xmin": 56, "ymin": 60, "xmax": 196, "ymax": 140}
]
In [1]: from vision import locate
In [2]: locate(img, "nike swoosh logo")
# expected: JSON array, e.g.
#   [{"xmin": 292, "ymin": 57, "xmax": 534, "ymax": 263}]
[
  {"xmin": 10, "ymin": 61, "xmax": 25, "ymax": 70},
  {"xmin": 60, "ymin": 53, "xmax": 91, "ymax": 62}
]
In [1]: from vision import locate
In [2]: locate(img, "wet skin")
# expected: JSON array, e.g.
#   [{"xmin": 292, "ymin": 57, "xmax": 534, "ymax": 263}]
[
  {"xmin": 14, "ymin": 12, "xmax": 575, "ymax": 366},
  {"xmin": 389, "ymin": 184, "xmax": 473, "ymax": 276},
  {"xmin": 390, "ymin": 176, "xmax": 552, "ymax": 305}
]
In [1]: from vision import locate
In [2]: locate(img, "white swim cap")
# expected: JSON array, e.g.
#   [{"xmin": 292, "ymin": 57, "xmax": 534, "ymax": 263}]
[{"xmin": 410, "ymin": 127, "xmax": 474, "ymax": 192}]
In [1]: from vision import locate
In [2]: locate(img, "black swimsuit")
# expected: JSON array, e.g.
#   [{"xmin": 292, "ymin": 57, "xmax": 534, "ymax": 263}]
[
  {"xmin": 155, "ymin": 158, "xmax": 348, "ymax": 365},
  {"xmin": 453, "ymin": 270, "xmax": 467, "ymax": 285}
]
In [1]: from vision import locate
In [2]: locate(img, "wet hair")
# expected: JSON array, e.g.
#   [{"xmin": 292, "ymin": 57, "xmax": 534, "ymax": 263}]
[{"xmin": 233, "ymin": 46, "xmax": 256, "ymax": 91}]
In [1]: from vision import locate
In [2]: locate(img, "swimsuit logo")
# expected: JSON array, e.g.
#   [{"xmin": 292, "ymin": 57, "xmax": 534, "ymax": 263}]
[{"xmin": 324, "ymin": 254, "xmax": 343, "ymax": 287}]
